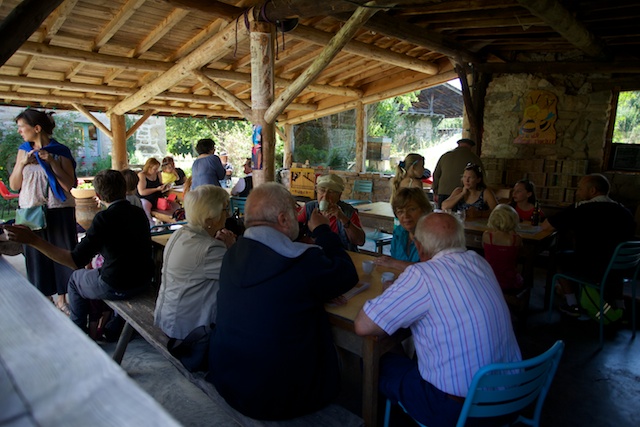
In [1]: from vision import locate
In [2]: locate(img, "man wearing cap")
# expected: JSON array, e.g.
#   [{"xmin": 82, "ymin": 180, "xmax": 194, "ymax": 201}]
[
  {"xmin": 219, "ymin": 152, "xmax": 233, "ymax": 187},
  {"xmin": 432, "ymin": 138, "xmax": 484, "ymax": 208},
  {"xmin": 297, "ymin": 174, "xmax": 365, "ymax": 251}
]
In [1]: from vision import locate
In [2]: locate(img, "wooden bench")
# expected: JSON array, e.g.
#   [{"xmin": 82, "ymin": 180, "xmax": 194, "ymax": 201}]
[{"xmin": 105, "ymin": 290, "xmax": 364, "ymax": 427}]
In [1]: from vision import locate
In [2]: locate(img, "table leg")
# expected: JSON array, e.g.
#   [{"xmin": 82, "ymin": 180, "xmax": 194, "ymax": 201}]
[
  {"xmin": 112, "ymin": 322, "xmax": 135, "ymax": 364},
  {"xmin": 362, "ymin": 336, "xmax": 381, "ymax": 427}
]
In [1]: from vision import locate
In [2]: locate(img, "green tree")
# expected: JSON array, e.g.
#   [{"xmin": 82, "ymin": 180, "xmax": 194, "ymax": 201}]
[{"xmin": 614, "ymin": 91, "xmax": 640, "ymax": 143}]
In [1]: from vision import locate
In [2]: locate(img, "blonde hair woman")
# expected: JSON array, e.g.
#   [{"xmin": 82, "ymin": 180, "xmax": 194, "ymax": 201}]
[
  {"xmin": 390, "ymin": 153, "xmax": 425, "ymax": 203},
  {"xmin": 154, "ymin": 185, "xmax": 235, "ymax": 372},
  {"xmin": 137, "ymin": 157, "xmax": 170, "ymax": 224}
]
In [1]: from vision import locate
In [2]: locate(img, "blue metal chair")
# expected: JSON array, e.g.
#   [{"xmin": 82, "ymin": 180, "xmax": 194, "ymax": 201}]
[
  {"xmin": 230, "ymin": 196, "xmax": 247, "ymax": 215},
  {"xmin": 383, "ymin": 340, "xmax": 565, "ymax": 427},
  {"xmin": 547, "ymin": 241, "xmax": 640, "ymax": 347},
  {"xmin": 343, "ymin": 179, "xmax": 373, "ymax": 206}
]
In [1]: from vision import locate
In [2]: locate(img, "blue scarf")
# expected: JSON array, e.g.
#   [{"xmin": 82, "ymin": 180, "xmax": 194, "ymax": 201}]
[{"xmin": 19, "ymin": 139, "xmax": 77, "ymax": 202}]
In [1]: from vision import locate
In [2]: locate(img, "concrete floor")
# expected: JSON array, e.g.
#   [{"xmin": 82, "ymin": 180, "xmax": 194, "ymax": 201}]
[{"xmin": 4, "ymin": 251, "xmax": 640, "ymax": 427}]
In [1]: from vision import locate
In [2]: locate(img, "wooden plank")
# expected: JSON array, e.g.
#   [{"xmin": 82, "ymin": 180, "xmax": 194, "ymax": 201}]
[{"xmin": 0, "ymin": 257, "xmax": 181, "ymax": 427}]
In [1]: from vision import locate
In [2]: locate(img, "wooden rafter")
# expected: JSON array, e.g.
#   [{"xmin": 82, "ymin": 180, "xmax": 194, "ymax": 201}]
[
  {"xmin": 515, "ymin": 0, "xmax": 607, "ymax": 58},
  {"xmin": 265, "ymin": 6, "xmax": 379, "ymax": 123},
  {"xmin": 192, "ymin": 70, "xmax": 252, "ymax": 119},
  {"xmin": 94, "ymin": 0, "xmax": 146, "ymax": 50},
  {"xmin": 0, "ymin": 0, "xmax": 66, "ymax": 66},
  {"xmin": 71, "ymin": 103, "xmax": 113, "ymax": 139}
]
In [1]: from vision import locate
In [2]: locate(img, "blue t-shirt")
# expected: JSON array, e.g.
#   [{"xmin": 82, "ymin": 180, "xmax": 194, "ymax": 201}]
[
  {"xmin": 390, "ymin": 225, "xmax": 419, "ymax": 262},
  {"xmin": 191, "ymin": 155, "xmax": 225, "ymax": 189}
]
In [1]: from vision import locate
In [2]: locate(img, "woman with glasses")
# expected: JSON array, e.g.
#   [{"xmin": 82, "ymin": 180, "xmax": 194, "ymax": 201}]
[
  {"xmin": 375, "ymin": 187, "xmax": 433, "ymax": 270},
  {"xmin": 154, "ymin": 184, "xmax": 236, "ymax": 372},
  {"xmin": 441, "ymin": 163, "xmax": 497, "ymax": 219}
]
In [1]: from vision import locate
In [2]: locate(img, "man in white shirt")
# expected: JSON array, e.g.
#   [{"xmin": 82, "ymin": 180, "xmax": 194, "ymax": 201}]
[{"xmin": 355, "ymin": 212, "xmax": 521, "ymax": 427}]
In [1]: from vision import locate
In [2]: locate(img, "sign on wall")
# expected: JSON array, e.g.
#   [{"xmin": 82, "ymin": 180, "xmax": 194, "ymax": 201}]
[
  {"xmin": 290, "ymin": 167, "xmax": 316, "ymax": 198},
  {"xmin": 514, "ymin": 90, "xmax": 558, "ymax": 145}
]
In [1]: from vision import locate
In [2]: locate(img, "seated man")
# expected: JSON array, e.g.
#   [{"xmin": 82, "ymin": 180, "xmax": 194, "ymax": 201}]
[
  {"xmin": 297, "ymin": 174, "xmax": 365, "ymax": 251},
  {"xmin": 542, "ymin": 173, "xmax": 635, "ymax": 316},
  {"xmin": 4, "ymin": 169, "xmax": 153, "ymax": 332},
  {"xmin": 355, "ymin": 212, "xmax": 521, "ymax": 427},
  {"xmin": 208, "ymin": 182, "xmax": 358, "ymax": 420},
  {"xmin": 230, "ymin": 157, "xmax": 253, "ymax": 197}
]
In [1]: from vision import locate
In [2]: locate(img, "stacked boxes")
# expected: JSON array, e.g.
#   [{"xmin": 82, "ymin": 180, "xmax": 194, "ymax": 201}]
[{"xmin": 481, "ymin": 157, "xmax": 588, "ymax": 205}]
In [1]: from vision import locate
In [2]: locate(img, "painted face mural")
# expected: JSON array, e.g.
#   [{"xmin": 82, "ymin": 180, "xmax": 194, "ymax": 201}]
[{"xmin": 514, "ymin": 90, "xmax": 558, "ymax": 144}]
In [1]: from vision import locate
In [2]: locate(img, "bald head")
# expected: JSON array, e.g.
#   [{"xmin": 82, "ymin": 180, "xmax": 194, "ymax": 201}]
[
  {"xmin": 244, "ymin": 182, "xmax": 299, "ymax": 240},
  {"xmin": 414, "ymin": 213, "xmax": 466, "ymax": 260}
]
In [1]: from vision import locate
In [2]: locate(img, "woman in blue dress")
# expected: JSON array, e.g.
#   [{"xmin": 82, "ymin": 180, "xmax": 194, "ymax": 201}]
[
  {"xmin": 375, "ymin": 187, "xmax": 432, "ymax": 270},
  {"xmin": 441, "ymin": 163, "xmax": 497, "ymax": 219}
]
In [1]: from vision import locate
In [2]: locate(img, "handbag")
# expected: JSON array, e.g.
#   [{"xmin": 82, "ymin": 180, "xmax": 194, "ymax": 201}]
[{"xmin": 15, "ymin": 205, "xmax": 47, "ymax": 230}]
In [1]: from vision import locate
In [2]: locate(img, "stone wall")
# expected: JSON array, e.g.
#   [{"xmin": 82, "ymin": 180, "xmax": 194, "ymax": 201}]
[{"xmin": 481, "ymin": 73, "xmax": 640, "ymax": 210}]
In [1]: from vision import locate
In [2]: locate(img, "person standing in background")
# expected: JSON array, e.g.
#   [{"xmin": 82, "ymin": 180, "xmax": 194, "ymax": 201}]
[
  {"xmin": 190, "ymin": 138, "xmax": 226, "ymax": 190},
  {"xmin": 219, "ymin": 152, "xmax": 233, "ymax": 187},
  {"xmin": 432, "ymin": 138, "xmax": 484, "ymax": 208},
  {"xmin": 9, "ymin": 109, "xmax": 78, "ymax": 315},
  {"xmin": 230, "ymin": 158, "xmax": 253, "ymax": 197}
]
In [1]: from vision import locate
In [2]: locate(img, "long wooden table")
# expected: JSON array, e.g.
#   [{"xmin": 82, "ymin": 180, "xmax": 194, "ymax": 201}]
[
  {"xmin": 151, "ymin": 234, "xmax": 403, "ymax": 426},
  {"xmin": 0, "ymin": 256, "xmax": 181, "ymax": 426},
  {"xmin": 355, "ymin": 202, "xmax": 395, "ymax": 232}
]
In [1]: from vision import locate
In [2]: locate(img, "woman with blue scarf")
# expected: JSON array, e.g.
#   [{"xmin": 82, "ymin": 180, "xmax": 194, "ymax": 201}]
[{"xmin": 9, "ymin": 109, "xmax": 78, "ymax": 315}]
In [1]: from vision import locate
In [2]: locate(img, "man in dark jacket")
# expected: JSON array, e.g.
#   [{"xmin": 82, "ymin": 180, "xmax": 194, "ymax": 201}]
[
  {"xmin": 4, "ymin": 169, "xmax": 153, "ymax": 331},
  {"xmin": 208, "ymin": 182, "xmax": 358, "ymax": 420}
]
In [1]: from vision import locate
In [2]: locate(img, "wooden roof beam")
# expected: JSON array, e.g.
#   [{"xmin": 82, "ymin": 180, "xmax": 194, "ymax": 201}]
[
  {"xmin": 71, "ymin": 103, "xmax": 113, "ymax": 139},
  {"xmin": 192, "ymin": 70, "xmax": 252, "ymax": 120},
  {"xmin": 17, "ymin": 42, "xmax": 362, "ymax": 98},
  {"xmin": 108, "ymin": 19, "xmax": 251, "ymax": 116},
  {"xmin": 288, "ymin": 24, "xmax": 439, "ymax": 75},
  {"xmin": 0, "ymin": 0, "xmax": 66, "ymax": 66},
  {"xmin": 265, "ymin": 5, "xmax": 379, "ymax": 123},
  {"xmin": 356, "ymin": 12, "xmax": 480, "ymax": 65},
  {"xmin": 515, "ymin": 0, "xmax": 607, "ymax": 58},
  {"xmin": 159, "ymin": 0, "xmax": 241, "ymax": 21}
]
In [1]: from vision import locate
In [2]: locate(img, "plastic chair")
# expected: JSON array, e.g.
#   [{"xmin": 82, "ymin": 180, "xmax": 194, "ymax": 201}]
[
  {"xmin": 547, "ymin": 241, "xmax": 640, "ymax": 347},
  {"xmin": 343, "ymin": 179, "xmax": 373, "ymax": 206},
  {"xmin": 0, "ymin": 180, "xmax": 19, "ymax": 218},
  {"xmin": 383, "ymin": 340, "xmax": 565, "ymax": 427},
  {"xmin": 230, "ymin": 196, "xmax": 247, "ymax": 215}
]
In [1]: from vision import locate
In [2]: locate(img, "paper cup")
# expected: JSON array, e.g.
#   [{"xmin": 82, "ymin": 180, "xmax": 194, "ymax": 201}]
[
  {"xmin": 362, "ymin": 260, "xmax": 374, "ymax": 275},
  {"xmin": 319, "ymin": 200, "xmax": 329, "ymax": 212},
  {"xmin": 381, "ymin": 272, "xmax": 395, "ymax": 286}
]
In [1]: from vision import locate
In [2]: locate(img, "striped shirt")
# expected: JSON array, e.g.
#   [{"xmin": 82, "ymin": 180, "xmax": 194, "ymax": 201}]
[{"xmin": 363, "ymin": 248, "xmax": 521, "ymax": 397}]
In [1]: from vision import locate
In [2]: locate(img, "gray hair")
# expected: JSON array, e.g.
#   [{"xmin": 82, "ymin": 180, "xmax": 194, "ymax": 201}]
[
  {"xmin": 244, "ymin": 182, "xmax": 296, "ymax": 226},
  {"xmin": 183, "ymin": 185, "xmax": 229, "ymax": 229},
  {"xmin": 415, "ymin": 212, "xmax": 466, "ymax": 258}
]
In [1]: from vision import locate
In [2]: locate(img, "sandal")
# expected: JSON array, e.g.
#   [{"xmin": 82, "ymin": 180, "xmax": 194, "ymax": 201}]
[{"xmin": 57, "ymin": 303, "xmax": 71, "ymax": 316}]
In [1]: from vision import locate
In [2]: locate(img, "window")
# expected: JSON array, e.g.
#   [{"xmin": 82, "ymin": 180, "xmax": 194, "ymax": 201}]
[{"xmin": 606, "ymin": 90, "xmax": 640, "ymax": 171}]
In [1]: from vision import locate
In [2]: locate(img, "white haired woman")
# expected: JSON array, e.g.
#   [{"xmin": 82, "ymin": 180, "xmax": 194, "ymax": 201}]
[{"xmin": 154, "ymin": 184, "xmax": 235, "ymax": 371}]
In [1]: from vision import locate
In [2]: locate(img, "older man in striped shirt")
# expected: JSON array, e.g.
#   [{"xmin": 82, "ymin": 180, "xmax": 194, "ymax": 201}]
[{"xmin": 355, "ymin": 212, "xmax": 521, "ymax": 427}]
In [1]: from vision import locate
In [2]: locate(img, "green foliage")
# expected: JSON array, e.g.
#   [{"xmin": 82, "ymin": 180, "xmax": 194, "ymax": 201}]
[
  {"xmin": 614, "ymin": 91, "xmax": 640, "ymax": 143},
  {"xmin": 367, "ymin": 92, "xmax": 419, "ymax": 139},
  {"xmin": 52, "ymin": 113, "xmax": 84, "ymax": 155},
  {"xmin": 124, "ymin": 115, "xmax": 138, "ymax": 161},
  {"xmin": 166, "ymin": 117, "xmax": 253, "ymax": 176},
  {"xmin": 0, "ymin": 128, "xmax": 22, "ymax": 183}
]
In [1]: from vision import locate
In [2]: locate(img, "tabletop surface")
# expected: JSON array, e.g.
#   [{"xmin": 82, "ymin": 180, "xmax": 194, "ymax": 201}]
[{"xmin": 0, "ymin": 257, "xmax": 180, "ymax": 427}]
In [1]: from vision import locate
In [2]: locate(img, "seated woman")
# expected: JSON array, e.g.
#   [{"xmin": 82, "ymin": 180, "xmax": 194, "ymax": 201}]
[
  {"xmin": 154, "ymin": 184, "xmax": 236, "ymax": 372},
  {"xmin": 137, "ymin": 157, "xmax": 170, "ymax": 224},
  {"xmin": 510, "ymin": 179, "xmax": 544, "ymax": 223},
  {"xmin": 482, "ymin": 204, "xmax": 524, "ymax": 311},
  {"xmin": 441, "ymin": 163, "xmax": 497, "ymax": 219},
  {"xmin": 376, "ymin": 187, "xmax": 433, "ymax": 270},
  {"xmin": 389, "ymin": 153, "xmax": 426, "ymax": 204}
]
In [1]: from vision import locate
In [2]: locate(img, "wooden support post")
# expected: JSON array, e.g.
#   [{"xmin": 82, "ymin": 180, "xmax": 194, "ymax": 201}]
[
  {"xmin": 110, "ymin": 114, "xmax": 128, "ymax": 171},
  {"xmin": 251, "ymin": 20, "xmax": 276, "ymax": 184},
  {"xmin": 283, "ymin": 123, "xmax": 293, "ymax": 169},
  {"xmin": 355, "ymin": 101, "xmax": 366, "ymax": 173}
]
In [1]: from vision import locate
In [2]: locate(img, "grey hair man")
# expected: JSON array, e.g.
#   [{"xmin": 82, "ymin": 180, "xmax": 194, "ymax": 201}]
[
  {"xmin": 208, "ymin": 182, "xmax": 358, "ymax": 420},
  {"xmin": 355, "ymin": 212, "xmax": 520, "ymax": 427}
]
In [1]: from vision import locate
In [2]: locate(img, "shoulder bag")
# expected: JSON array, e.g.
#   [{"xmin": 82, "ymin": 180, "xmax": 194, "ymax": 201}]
[{"xmin": 15, "ymin": 205, "xmax": 47, "ymax": 230}]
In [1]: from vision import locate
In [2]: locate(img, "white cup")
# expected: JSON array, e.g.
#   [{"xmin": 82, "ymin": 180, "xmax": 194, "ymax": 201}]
[
  {"xmin": 319, "ymin": 200, "xmax": 329, "ymax": 212},
  {"xmin": 381, "ymin": 272, "xmax": 395, "ymax": 286},
  {"xmin": 362, "ymin": 260, "xmax": 374, "ymax": 275}
]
